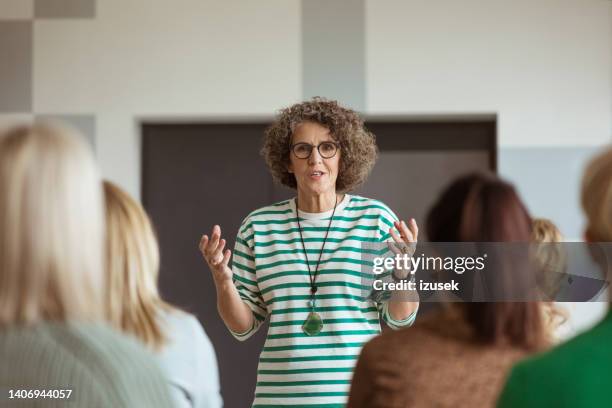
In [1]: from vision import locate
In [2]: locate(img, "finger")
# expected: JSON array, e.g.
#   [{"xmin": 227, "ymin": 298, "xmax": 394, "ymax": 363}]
[
  {"xmin": 200, "ymin": 235, "xmax": 213, "ymax": 261},
  {"xmin": 208, "ymin": 225, "xmax": 221, "ymax": 256},
  {"xmin": 211, "ymin": 239, "xmax": 227, "ymax": 265},
  {"xmin": 409, "ymin": 218, "xmax": 419, "ymax": 241},
  {"xmin": 389, "ymin": 226, "xmax": 403, "ymax": 244},
  {"xmin": 397, "ymin": 220, "xmax": 413, "ymax": 242},
  {"xmin": 388, "ymin": 227, "xmax": 404, "ymax": 254},
  {"xmin": 222, "ymin": 249, "xmax": 231, "ymax": 267},
  {"xmin": 391, "ymin": 223, "xmax": 414, "ymax": 256},
  {"xmin": 387, "ymin": 241, "xmax": 402, "ymax": 255},
  {"xmin": 199, "ymin": 234, "xmax": 209, "ymax": 254},
  {"xmin": 398, "ymin": 220, "xmax": 415, "ymax": 242}
]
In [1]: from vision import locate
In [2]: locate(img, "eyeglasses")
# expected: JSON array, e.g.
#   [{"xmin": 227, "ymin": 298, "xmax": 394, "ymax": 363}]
[{"xmin": 291, "ymin": 142, "xmax": 339, "ymax": 159}]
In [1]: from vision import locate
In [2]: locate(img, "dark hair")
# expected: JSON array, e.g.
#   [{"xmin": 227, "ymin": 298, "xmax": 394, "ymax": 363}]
[
  {"xmin": 426, "ymin": 172, "xmax": 546, "ymax": 350},
  {"xmin": 260, "ymin": 97, "xmax": 377, "ymax": 192}
]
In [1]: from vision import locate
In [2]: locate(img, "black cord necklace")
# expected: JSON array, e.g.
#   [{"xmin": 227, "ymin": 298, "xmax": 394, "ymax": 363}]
[{"xmin": 296, "ymin": 194, "xmax": 339, "ymax": 336}]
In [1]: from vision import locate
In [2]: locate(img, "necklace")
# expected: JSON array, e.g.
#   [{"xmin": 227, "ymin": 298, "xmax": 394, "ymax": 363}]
[{"xmin": 296, "ymin": 195, "xmax": 339, "ymax": 336}]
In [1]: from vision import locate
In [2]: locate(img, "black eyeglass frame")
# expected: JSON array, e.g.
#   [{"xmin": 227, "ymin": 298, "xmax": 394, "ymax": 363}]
[{"xmin": 290, "ymin": 141, "xmax": 340, "ymax": 159}]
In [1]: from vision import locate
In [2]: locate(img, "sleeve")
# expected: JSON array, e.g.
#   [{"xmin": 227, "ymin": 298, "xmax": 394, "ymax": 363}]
[
  {"xmin": 380, "ymin": 302, "xmax": 418, "ymax": 329},
  {"xmin": 191, "ymin": 318, "xmax": 223, "ymax": 408},
  {"xmin": 374, "ymin": 202, "xmax": 418, "ymax": 330},
  {"xmin": 228, "ymin": 217, "xmax": 269, "ymax": 341}
]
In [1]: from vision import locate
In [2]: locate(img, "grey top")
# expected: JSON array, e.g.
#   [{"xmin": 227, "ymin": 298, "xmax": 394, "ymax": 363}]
[
  {"xmin": 0, "ymin": 321, "xmax": 174, "ymax": 408},
  {"xmin": 157, "ymin": 310, "xmax": 223, "ymax": 408}
]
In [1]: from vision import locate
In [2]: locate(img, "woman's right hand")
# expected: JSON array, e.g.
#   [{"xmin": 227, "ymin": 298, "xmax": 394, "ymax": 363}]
[{"xmin": 199, "ymin": 225, "xmax": 233, "ymax": 285}]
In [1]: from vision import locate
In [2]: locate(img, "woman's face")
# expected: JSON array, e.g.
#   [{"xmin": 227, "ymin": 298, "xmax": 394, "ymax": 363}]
[{"xmin": 288, "ymin": 121, "xmax": 341, "ymax": 197}]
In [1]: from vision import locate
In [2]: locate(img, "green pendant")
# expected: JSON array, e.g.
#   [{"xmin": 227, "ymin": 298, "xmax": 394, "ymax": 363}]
[{"xmin": 302, "ymin": 311, "xmax": 323, "ymax": 336}]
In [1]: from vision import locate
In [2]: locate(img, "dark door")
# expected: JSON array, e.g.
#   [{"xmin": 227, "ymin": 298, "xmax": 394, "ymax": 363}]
[{"xmin": 142, "ymin": 118, "xmax": 495, "ymax": 407}]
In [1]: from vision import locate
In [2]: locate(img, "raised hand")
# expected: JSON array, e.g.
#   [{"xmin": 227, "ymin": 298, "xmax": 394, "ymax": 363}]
[
  {"xmin": 199, "ymin": 225, "xmax": 233, "ymax": 285},
  {"xmin": 388, "ymin": 218, "xmax": 419, "ymax": 259},
  {"xmin": 389, "ymin": 219, "xmax": 420, "ymax": 302}
]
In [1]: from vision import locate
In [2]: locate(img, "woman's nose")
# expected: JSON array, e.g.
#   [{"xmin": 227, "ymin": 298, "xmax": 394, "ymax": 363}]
[{"xmin": 308, "ymin": 148, "xmax": 323, "ymax": 164}]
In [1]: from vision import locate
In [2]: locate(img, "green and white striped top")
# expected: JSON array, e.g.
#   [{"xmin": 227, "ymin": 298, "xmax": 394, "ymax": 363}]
[{"xmin": 230, "ymin": 194, "xmax": 417, "ymax": 408}]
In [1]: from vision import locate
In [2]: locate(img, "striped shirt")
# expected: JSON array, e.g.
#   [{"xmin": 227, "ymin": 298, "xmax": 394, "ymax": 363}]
[{"xmin": 230, "ymin": 194, "xmax": 417, "ymax": 408}]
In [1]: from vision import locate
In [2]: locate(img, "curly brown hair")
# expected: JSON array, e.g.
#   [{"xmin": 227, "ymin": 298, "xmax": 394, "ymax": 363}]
[{"xmin": 261, "ymin": 97, "xmax": 378, "ymax": 193}]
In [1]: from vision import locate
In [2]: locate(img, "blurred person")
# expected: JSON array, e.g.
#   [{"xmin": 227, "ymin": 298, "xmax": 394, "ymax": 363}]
[
  {"xmin": 531, "ymin": 218, "xmax": 569, "ymax": 339},
  {"xmin": 347, "ymin": 172, "xmax": 550, "ymax": 408},
  {"xmin": 104, "ymin": 180, "xmax": 222, "ymax": 408},
  {"xmin": 0, "ymin": 124, "xmax": 174, "ymax": 407},
  {"xmin": 199, "ymin": 98, "xmax": 419, "ymax": 407},
  {"xmin": 498, "ymin": 146, "xmax": 612, "ymax": 407}
]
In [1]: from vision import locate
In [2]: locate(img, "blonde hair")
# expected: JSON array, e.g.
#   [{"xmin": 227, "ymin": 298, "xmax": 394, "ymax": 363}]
[
  {"xmin": 0, "ymin": 123, "xmax": 104, "ymax": 325},
  {"xmin": 532, "ymin": 218, "xmax": 568, "ymax": 295},
  {"xmin": 532, "ymin": 218, "xmax": 563, "ymax": 243},
  {"xmin": 581, "ymin": 147, "xmax": 612, "ymax": 242},
  {"xmin": 103, "ymin": 180, "xmax": 174, "ymax": 350},
  {"xmin": 531, "ymin": 218, "xmax": 568, "ymax": 339}
]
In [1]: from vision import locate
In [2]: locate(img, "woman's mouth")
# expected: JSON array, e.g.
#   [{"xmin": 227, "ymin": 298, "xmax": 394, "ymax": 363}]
[{"xmin": 309, "ymin": 171, "xmax": 325, "ymax": 180}]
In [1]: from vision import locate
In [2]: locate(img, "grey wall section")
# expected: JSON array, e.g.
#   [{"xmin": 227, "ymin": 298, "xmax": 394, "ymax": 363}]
[
  {"xmin": 0, "ymin": 22, "xmax": 32, "ymax": 112},
  {"xmin": 36, "ymin": 114, "xmax": 96, "ymax": 150},
  {"xmin": 34, "ymin": 0, "xmax": 95, "ymax": 19},
  {"xmin": 302, "ymin": 0, "xmax": 366, "ymax": 110},
  {"xmin": 499, "ymin": 146, "xmax": 602, "ymax": 240}
]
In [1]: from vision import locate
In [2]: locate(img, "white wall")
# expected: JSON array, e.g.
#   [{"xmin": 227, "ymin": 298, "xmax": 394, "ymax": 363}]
[
  {"xmin": 33, "ymin": 0, "xmax": 301, "ymax": 198},
  {"xmin": 366, "ymin": 0, "xmax": 611, "ymax": 147},
  {"xmin": 31, "ymin": 0, "xmax": 611, "ymax": 196}
]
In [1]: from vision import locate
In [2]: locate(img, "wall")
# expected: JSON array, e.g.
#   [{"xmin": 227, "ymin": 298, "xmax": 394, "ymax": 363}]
[
  {"xmin": 0, "ymin": 0, "xmax": 610, "ymax": 335},
  {"xmin": 365, "ymin": 0, "xmax": 612, "ymax": 332}
]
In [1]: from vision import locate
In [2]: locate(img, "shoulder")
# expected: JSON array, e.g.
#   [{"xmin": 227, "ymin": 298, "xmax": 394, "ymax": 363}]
[
  {"xmin": 520, "ymin": 316, "xmax": 612, "ymax": 372},
  {"xmin": 238, "ymin": 200, "xmax": 294, "ymax": 234},
  {"xmin": 42, "ymin": 322, "xmax": 162, "ymax": 370},
  {"xmin": 244, "ymin": 199, "xmax": 293, "ymax": 222},
  {"xmin": 519, "ymin": 315, "xmax": 612, "ymax": 376},
  {"xmin": 56, "ymin": 322, "xmax": 169, "ymax": 381},
  {"xmin": 361, "ymin": 307, "xmax": 485, "ymax": 363},
  {"xmin": 360, "ymin": 314, "xmax": 431, "ymax": 361},
  {"xmin": 355, "ymin": 322, "xmax": 428, "ymax": 382},
  {"xmin": 501, "ymin": 318, "xmax": 612, "ymax": 405},
  {"xmin": 0, "ymin": 322, "xmax": 172, "ymax": 407},
  {"xmin": 345, "ymin": 195, "xmax": 398, "ymax": 221},
  {"xmin": 160, "ymin": 310, "xmax": 213, "ymax": 350}
]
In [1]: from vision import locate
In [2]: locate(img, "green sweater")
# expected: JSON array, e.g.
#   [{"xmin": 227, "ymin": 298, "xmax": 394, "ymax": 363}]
[
  {"xmin": 0, "ymin": 322, "xmax": 175, "ymax": 408},
  {"xmin": 498, "ymin": 310, "xmax": 612, "ymax": 408}
]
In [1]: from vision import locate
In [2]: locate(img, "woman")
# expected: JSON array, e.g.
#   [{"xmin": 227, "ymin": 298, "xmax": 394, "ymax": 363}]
[
  {"xmin": 0, "ymin": 123, "xmax": 173, "ymax": 407},
  {"xmin": 498, "ymin": 146, "xmax": 612, "ymax": 407},
  {"xmin": 348, "ymin": 172, "xmax": 550, "ymax": 408},
  {"xmin": 532, "ymin": 218, "xmax": 567, "ymax": 302},
  {"xmin": 531, "ymin": 218, "xmax": 568, "ymax": 339},
  {"xmin": 199, "ymin": 98, "xmax": 419, "ymax": 407},
  {"xmin": 104, "ymin": 180, "xmax": 223, "ymax": 408}
]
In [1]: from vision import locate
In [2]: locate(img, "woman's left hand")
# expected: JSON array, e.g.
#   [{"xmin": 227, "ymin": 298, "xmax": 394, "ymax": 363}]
[{"xmin": 388, "ymin": 218, "xmax": 418, "ymax": 258}]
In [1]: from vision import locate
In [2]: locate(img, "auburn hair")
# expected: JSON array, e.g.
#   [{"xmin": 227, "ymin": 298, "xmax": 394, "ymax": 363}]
[{"xmin": 426, "ymin": 172, "xmax": 547, "ymax": 350}]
